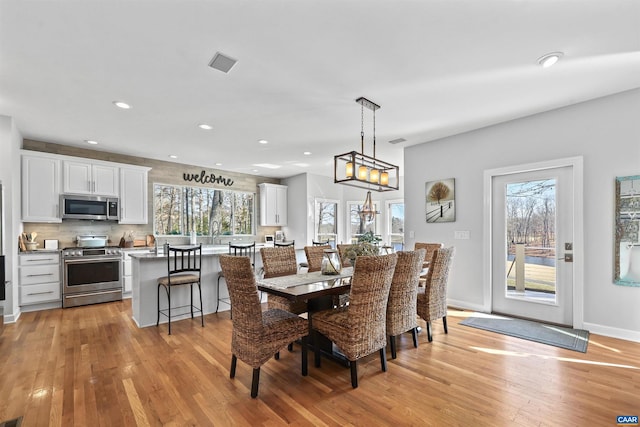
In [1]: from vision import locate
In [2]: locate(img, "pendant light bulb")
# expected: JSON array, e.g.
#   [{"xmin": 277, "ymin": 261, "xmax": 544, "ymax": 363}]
[
  {"xmin": 346, "ymin": 162, "xmax": 354, "ymax": 177},
  {"xmin": 380, "ymin": 171, "xmax": 389, "ymax": 186},
  {"xmin": 358, "ymin": 165, "xmax": 368, "ymax": 180},
  {"xmin": 369, "ymin": 168, "xmax": 380, "ymax": 184}
]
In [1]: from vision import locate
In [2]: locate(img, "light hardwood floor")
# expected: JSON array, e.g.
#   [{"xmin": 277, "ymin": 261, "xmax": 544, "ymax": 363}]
[{"xmin": 1, "ymin": 300, "xmax": 638, "ymax": 426}]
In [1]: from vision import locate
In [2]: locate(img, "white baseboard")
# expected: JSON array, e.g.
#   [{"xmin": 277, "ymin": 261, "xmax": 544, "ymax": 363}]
[
  {"xmin": 447, "ymin": 298, "xmax": 487, "ymax": 313},
  {"xmin": 583, "ymin": 322, "xmax": 640, "ymax": 343}
]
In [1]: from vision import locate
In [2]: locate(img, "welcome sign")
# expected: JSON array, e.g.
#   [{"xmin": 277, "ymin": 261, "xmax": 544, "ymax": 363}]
[{"xmin": 183, "ymin": 170, "xmax": 234, "ymax": 187}]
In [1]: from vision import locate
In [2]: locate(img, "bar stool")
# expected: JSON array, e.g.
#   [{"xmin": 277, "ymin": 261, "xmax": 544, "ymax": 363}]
[
  {"xmin": 157, "ymin": 244, "xmax": 203, "ymax": 335},
  {"xmin": 216, "ymin": 242, "xmax": 256, "ymax": 314},
  {"xmin": 274, "ymin": 240, "xmax": 295, "ymax": 247}
]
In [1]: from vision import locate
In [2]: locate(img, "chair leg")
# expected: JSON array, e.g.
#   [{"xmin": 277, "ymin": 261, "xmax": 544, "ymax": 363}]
[
  {"xmin": 230, "ymin": 355, "xmax": 237, "ymax": 378},
  {"xmin": 380, "ymin": 347, "xmax": 387, "ymax": 372},
  {"xmin": 216, "ymin": 276, "xmax": 222, "ymax": 313},
  {"xmin": 443, "ymin": 316, "xmax": 448, "ymax": 334},
  {"xmin": 156, "ymin": 284, "xmax": 161, "ymax": 327},
  {"xmin": 190, "ymin": 283, "xmax": 194, "ymax": 318},
  {"xmin": 412, "ymin": 327, "xmax": 419, "ymax": 348},
  {"xmin": 251, "ymin": 368, "xmax": 260, "ymax": 398},
  {"xmin": 427, "ymin": 321, "xmax": 433, "ymax": 342},
  {"xmin": 390, "ymin": 335, "xmax": 397, "ymax": 359},
  {"xmin": 301, "ymin": 336, "xmax": 308, "ymax": 377},
  {"xmin": 167, "ymin": 285, "xmax": 171, "ymax": 335},
  {"xmin": 350, "ymin": 360, "xmax": 358, "ymax": 388},
  {"xmin": 198, "ymin": 282, "xmax": 204, "ymax": 327}
]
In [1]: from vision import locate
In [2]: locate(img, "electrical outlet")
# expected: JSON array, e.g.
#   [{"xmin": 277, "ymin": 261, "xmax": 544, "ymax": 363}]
[
  {"xmin": 409, "ymin": 231, "xmax": 415, "ymax": 238},
  {"xmin": 454, "ymin": 230, "xmax": 470, "ymax": 240}
]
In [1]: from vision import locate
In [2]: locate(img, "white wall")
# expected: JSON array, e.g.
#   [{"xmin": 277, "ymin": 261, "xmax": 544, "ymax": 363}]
[
  {"xmin": 0, "ymin": 115, "xmax": 23, "ymax": 323},
  {"xmin": 404, "ymin": 88, "xmax": 640, "ymax": 341}
]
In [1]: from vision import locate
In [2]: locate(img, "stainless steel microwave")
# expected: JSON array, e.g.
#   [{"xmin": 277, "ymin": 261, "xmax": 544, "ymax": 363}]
[{"xmin": 60, "ymin": 194, "xmax": 119, "ymax": 221}]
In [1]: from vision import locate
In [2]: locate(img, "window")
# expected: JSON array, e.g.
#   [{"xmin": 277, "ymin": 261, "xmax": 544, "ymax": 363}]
[
  {"xmin": 346, "ymin": 201, "xmax": 379, "ymax": 244},
  {"xmin": 314, "ymin": 199, "xmax": 339, "ymax": 248},
  {"xmin": 387, "ymin": 200, "xmax": 404, "ymax": 251},
  {"xmin": 154, "ymin": 183, "xmax": 254, "ymax": 237}
]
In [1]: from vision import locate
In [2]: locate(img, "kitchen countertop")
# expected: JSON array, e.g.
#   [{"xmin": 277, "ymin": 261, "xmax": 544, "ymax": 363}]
[{"xmin": 129, "ymin": 243, "xmax": 271, "ymax": 259}]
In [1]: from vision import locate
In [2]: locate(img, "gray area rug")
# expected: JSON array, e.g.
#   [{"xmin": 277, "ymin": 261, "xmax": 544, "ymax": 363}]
[{"xmin": 460, "ymin": 314, "xmax": 589, "ymax": 353}]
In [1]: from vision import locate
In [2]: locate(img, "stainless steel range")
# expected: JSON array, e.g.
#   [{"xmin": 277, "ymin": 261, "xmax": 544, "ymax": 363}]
[{"xmin": 62, "ymin": 235, "xmax": 122, "ymax": 308}]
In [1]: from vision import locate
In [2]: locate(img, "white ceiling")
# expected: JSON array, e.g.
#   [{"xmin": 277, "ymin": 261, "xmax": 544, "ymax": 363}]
[{"xmin": 1, "ymin": 1, "xmax": 639, "ymax": 179}]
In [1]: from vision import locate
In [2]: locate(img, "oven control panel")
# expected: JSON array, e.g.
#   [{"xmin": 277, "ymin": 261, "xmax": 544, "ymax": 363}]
[{"xmin": 62, "ymin": 247, "xmax": 122, "ymax": 258}]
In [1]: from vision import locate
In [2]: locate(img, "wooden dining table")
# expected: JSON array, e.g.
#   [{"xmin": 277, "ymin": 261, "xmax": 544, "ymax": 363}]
[{"xmin": 257, "ymin": 267, "xmax": 354, "ymax": 365}]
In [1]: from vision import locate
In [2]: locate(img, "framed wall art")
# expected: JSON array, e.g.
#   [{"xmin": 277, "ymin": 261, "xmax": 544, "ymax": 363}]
[{"xmin": 425, "ymin": 178, "xmax": 456, "ymax": 223}]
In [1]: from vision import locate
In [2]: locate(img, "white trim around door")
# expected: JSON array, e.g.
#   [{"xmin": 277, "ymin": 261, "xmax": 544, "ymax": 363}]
[{"xmin": 483, "ymin": 156, "xmax": 584, "ymax": 328}]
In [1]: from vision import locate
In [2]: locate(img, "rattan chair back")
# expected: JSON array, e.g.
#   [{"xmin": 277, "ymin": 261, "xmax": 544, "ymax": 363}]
[
  {"xmin": 261, "ymin": 246, "xmax": 298, "ymax": 278},
  {"xmin": 303, "ymin": 245, "xmax": 331, "ymax": 272},
  {"xmin": 386, "ymin": 249, "xmax": 425, "ymax": 337}
]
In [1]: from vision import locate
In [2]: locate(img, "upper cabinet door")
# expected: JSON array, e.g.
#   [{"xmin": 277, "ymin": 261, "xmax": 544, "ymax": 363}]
[
  {"xmin": 92, "ymin": 164, "xmax": 119, "ymax": 196},
  {"xmin": 22, "ymin": 154, "xmax": 62, "ymax": 222},
  {"xmin": 63, "ymin": 161, "xmax": 118, "ymax": 196},
  {"xmin": 119, "ymin": 166, "xmax": 150, "ymax": 224},
  {"xmin": 63, "ymin": 161, "xmax": 92, "ymax": 194},
  {"xmin": 259, "ymin": 183, "xmax": 288, "ymax": 226}
]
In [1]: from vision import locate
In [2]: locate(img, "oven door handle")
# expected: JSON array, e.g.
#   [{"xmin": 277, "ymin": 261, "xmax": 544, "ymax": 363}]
[
  {"xmin": 64, "ymin": 257, "xmax": 121, "ymax": 264},
  {"xmin": 64, "ymin": 289, "xmax": 121, "ymax": 299}
]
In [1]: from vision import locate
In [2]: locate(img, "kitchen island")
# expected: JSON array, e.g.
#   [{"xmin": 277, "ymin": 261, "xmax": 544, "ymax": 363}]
[{"xmin": 129, "ymin": 245, "xmax": 268, "ymax": 328}]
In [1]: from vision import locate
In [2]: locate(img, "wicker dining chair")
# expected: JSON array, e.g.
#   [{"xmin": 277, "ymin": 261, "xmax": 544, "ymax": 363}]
[
  {"xmin": 337, "ymin": 244, "xmax": 356, "ymax": 267},
  {"xmin": 303, "ymin": 245, "xmax": 331, "ymax": 272},
  {"xmin": 414, "ymin": 242, "xmax": 443, "ymax": 283},
  {"xmin": 219, "ymin": 255, "xmax": 308, "ymax": 398},
  {"xmin": 416, "ymin": 247, "xmax": 455, "ymax": 342},
  {"xmin": 311, "ymin": 253, "xmax": 398, "ymax": 388},
  {"xmin": 261, "ymin": 246, "xmax": 307, "ymax": 315},
  {"xmin": 299, "ymin": 240, "xmax": 330, "ymax": 270},
  {"xmin": 386, "ymin": 249, "xmax": 426, "ymax": 359}
]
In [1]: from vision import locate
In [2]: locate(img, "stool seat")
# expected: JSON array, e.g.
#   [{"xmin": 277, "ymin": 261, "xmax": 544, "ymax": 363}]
[{"xmin": 158, "ymin": 273, "xmax": 199, "ymax": 286}]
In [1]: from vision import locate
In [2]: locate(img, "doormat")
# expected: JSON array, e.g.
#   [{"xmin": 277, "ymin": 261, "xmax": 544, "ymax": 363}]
[
  {"xmin": 0, "ymin": 417, "xmax": 23, "ymax": 427},
  {"xmin": 460, "ymin": 314, "xmax": 589, "ymax": 353}
]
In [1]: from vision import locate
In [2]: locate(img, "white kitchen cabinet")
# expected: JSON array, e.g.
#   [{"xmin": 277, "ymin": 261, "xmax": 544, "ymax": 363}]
[
  {"xmin": 258, "ymin": 183, "xmax": 287, "ymax": 226},
  {"xmin": 21, "ymin": 152, "xmax": 62, "ymax": 222},
  {"xmin": 63, "ymin": 160, "xmax": 119, "ymax": 196},
  {"xmin": 19, "ymin": 252, "xmax": 61, "ymax": 306},
  {"xmin": 119, "ymin": 166, "xmax": 151, "ymax": 224}
]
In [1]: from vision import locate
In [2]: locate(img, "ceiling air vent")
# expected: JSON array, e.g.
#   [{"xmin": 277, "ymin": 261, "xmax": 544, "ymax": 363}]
[
  {"xmin": 208, "ymin": 52, "xmax": 237, "ymax": 73},
  {"xmin": 388, "ymin": 138, "xmax": 406, "ymax": 145}
]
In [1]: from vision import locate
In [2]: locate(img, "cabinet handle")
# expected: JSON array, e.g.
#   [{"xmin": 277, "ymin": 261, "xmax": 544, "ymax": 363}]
[
  {"xmin": 26, "ymin": 259, "xmax": 56, "ymax": 262},
  {"xmin": 27, "ymin": 291, "xmax": 54, "ymax": 296},
  {"xmin": 27, "ymin": 273, "xmax": 54, "ymax": 277}
]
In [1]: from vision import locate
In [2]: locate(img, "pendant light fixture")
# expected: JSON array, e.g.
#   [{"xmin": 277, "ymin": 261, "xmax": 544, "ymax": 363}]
[
  {"xmin": 334, "ymin": 97, "xmax": 399, "ymax": 192},
  {"xmin": 359, "ymin": 190, "xmax": 379, "ymax": 223}
]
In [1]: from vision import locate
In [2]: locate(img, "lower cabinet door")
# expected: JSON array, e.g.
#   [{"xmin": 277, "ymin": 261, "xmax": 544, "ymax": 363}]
[{"xmin": 20, "ymin": 282, "xmax": 61, "ymax": 305}]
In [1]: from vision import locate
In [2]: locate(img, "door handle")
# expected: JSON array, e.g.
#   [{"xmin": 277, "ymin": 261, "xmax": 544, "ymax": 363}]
[{"xmin": 557, "ymin": 254, "xmax": 573, "ymax": 262}]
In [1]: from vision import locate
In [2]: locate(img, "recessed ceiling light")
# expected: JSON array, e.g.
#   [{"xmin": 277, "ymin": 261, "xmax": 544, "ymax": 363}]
[
  {"xmin": 169, "ymin": 155, "xmax": 178, "ymax": 159},
  {"xmin": 198, "ymin": 124, "xmax": 213, "ymax": 130},
  {"xmin": 537, "ymin": 52, "xmax": 563, "ymax": 68},
  {"xmin": 303, "ymin": 151, "xmax": 312, "ymax": 156},
  {"xmin": 252, "ymin": 169, "xmax": 259, "ymax": 173},
  {"xmin": 215, "ymin": 162, "xmax": 222, "ymax": 166},
  {"xmin": 258, "ymin": 139, "xmax": 268, "ymax": 144},
  {"xmin": 113, "ymin": 101, "xmax": 131, "ymax": 109},
  {"xmin": 85, "ymin": 140, "xmax": 98, "ymax": 145}
]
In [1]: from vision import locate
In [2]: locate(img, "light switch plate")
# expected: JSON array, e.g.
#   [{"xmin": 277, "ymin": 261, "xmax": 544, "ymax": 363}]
[{"xmin": 454, "ymin": 230, "xmax": 470, "ymax": 240}]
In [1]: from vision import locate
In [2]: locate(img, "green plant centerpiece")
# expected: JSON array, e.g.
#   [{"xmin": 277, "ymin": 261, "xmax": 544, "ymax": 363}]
[{"xmin": 343, "ymin": 232, "xmax": 381, "ymax": 265}]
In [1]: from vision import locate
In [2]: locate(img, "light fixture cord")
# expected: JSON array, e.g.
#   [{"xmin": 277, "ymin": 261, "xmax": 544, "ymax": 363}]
[
  {"xmin": 373, "ymin": 106, "xmax": 376, "ymax": 159},
  {"xmin": 360, "ymin": 100, "xmax": 365, "ymax": 154}
]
